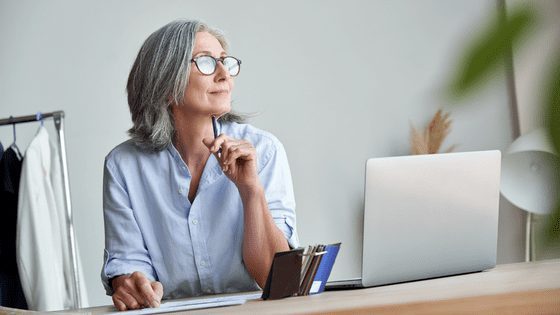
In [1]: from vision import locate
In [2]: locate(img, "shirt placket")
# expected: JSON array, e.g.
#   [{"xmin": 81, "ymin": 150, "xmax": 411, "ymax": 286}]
[
  {"xmin": 169, "ymin": 145, "xmax": 208, "ymax": 291},
  {"xmin": 188, "ymin": 155, "xmax": 222, "ymax": 295},
  {"xmin": 187, "ymin": 203, "xmax": 214, "ymax": 294},
  {"xmin": 169, "ymin": 143, "xmax": 222, "ymax": 295}
]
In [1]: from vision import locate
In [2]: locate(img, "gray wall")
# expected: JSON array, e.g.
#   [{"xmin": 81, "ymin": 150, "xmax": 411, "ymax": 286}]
[{"xmin": 0, "ymin": 0, "xmax": 525, "ymax": 308}]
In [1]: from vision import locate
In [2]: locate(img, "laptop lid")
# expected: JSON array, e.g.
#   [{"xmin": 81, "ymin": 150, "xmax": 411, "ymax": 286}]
[{"xmin": 361, "ymin": 150, "xmax": 501, "ymax": 287}]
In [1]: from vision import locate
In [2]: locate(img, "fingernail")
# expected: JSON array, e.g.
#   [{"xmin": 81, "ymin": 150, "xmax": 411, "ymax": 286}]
[{"xmin": 152, "ymin": 300, "xmax": 160, "ymax": 308}]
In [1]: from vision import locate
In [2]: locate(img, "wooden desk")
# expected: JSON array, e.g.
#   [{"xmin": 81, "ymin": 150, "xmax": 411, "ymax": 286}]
[
  {"xmin": 3, "ymin": 259, "xmax": 560, "ymax": 314},
  {"xmin": 190, "ymin": 259, "xmax": 560, "ymax": 314}
]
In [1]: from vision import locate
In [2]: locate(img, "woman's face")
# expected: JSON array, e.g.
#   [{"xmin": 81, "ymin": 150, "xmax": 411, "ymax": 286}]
[{"xmin": 180, "ymin": 31, "xmax": 233, "ymax": 118}]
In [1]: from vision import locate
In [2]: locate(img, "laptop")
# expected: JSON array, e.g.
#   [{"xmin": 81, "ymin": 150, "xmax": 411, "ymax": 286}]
[{"xmin": 326, "ymin": 150, "xmax": 501, "ymax": 289}]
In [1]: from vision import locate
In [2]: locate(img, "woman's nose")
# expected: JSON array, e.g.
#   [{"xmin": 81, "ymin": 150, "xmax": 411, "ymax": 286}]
[{"xmin": 214, "ymin": 61, "xmax": 229, "ymax": 82}]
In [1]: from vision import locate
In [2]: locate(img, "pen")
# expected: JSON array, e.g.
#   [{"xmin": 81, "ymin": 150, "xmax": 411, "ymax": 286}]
[{"xmin": 211, "ymin": 115, "xmax": 222, "ymax": 156}]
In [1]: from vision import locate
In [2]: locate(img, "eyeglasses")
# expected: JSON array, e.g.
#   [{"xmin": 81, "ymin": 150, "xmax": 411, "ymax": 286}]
[{"xmin": 190, "ymin": 55, "xmax": 242, "ymax": 77}]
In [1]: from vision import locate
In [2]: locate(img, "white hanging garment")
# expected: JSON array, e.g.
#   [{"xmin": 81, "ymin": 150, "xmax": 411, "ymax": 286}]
[{"xmin": 16, "ymin": 126, "xmax": 88, "ymax": 311}]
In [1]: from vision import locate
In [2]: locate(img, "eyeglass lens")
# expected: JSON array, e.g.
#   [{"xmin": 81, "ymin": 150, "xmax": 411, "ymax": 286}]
[{"xmin": 195, "ymin": 56, "xmax": 240, "ymax": 76}]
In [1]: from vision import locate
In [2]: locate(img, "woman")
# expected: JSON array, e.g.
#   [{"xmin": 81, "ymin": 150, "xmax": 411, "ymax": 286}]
[{"xmin": 101, "ymin": 20, "xmax": 299, "ymax": 311}]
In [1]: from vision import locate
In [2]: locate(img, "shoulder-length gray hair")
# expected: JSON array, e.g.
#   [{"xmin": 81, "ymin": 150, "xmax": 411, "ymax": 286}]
[{"xmin": 127, "ymin": 19, "xmax": 244, "ymax": 151}]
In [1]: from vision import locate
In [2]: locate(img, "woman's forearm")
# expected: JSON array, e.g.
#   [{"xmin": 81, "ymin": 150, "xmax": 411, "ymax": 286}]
[{"xmin": 238, "ymin": 184, "xmax": 290, "ymax": 288}]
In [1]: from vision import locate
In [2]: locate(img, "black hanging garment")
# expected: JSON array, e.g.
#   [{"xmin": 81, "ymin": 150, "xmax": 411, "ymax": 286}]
[{"xmin": 0, "ymin": 147, "xmax": 28, "ymax": 309}]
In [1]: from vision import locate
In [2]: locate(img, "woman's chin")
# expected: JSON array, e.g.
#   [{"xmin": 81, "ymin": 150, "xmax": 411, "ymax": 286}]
[{"xmin": 212, "ymin": 104, "xmax": 232, "ymax": 117}]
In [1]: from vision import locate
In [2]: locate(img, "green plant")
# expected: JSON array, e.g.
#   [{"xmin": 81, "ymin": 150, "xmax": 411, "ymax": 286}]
[{"xmin": 449, "ymin": 2, "xmax": 559, "ymax": 243}]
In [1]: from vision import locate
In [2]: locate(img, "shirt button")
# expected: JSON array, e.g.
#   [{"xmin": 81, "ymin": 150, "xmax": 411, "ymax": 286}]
[
  {"xmin": 200, "ymin": 260, "xmax": 206, "ymax": 267},
  {"xmin": 192, "ymin": 219, "xmax": 198, "ymax": 225}
]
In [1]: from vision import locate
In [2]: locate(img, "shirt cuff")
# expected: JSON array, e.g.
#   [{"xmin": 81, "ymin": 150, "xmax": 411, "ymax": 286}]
[
  {"xmin": 273, "ymin": 216, "xmax": 299, "ymax": 249},
  {"xmin": 101, "ymin": 249, "xmax": 156, "ymax": 296}
]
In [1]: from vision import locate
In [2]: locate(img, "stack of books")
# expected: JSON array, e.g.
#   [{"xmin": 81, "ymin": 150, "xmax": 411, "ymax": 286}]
[{"xmin": 298, "ymin": 243, "xmax": 341, "ymax": 296}]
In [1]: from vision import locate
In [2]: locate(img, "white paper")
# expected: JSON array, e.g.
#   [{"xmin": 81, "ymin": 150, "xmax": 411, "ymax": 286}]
[
  {"xmin": 309, "ymin": 281, "xmax": 322, "ymax": 294},
  {"xmin": 106, "ymin": 292, "xmax": 262, "ymax": 315}
]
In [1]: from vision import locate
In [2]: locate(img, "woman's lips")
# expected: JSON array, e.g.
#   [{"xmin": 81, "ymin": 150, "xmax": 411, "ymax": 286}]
[{"xmin": 209, "ymin": 89, "xmax": 229, "ymax": 94}]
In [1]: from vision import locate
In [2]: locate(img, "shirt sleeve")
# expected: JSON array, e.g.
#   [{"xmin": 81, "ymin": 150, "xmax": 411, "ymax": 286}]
[
  {"xmin": 100, "ymin": 158, "xmax": 156, "ymax": 295},
  {"xmin": 258, "ymin": 137, "xmax": 300, "ymax": 249}
]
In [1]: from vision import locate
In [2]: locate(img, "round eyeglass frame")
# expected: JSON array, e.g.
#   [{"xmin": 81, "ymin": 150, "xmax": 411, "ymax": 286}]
[{"xmin": 190, "ymin": 55, "xmax": 242, "ymax": 77}]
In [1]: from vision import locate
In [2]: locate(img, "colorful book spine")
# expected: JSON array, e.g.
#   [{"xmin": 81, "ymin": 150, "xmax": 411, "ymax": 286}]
[
  {"xmin": 297, "ymin": 243, "xmax": 341, "ymax": 296},
  {"xmin": 309, "ymin": 243, "xmax": 341, "ymax": 294}
]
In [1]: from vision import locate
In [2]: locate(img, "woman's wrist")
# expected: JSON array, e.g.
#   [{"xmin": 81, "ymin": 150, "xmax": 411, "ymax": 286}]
[
  {"xmin": 237, "ymin": 182, "xmax": 264, "ymax": 201},
  {"xmin": 110, "ymin": 274, "xmax": 127, "ymax": 290}
]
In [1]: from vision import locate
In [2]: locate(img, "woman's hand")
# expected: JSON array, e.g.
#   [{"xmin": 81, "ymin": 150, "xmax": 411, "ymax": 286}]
[
  {"xmin": 203, "ymin": 135, "xmax": 259, "ymax": 190},
  {"xmin": 111, "ymin": 271, "xmax": 163, "ymax": 311}
]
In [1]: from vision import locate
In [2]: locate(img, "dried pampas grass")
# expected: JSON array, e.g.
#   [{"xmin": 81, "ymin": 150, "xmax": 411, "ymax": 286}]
[{"xmin": 410, "ymin": 110, "xmax": 456, "ymax": 155}]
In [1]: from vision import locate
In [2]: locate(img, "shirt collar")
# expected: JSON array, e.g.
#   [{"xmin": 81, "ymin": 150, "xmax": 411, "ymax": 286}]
[{"xmin": 166, "ymin": 140, "xmax": 224, "ymax": 190}]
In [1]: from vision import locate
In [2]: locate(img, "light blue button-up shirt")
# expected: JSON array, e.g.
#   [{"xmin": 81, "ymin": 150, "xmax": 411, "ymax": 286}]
[{"xmin": 101, "ymin": 122, "xmax": 299, "ymax": 299}]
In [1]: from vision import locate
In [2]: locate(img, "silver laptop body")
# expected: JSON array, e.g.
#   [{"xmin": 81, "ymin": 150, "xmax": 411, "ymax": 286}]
[{"xmin": 327, "ymin": 150, "xmax": 501, "ymax": 289}]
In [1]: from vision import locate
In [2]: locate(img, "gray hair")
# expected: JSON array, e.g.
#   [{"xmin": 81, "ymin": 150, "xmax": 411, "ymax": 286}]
[{"xmin": 127, "ymin": 19, "xmax": 244, "ymax": 151}]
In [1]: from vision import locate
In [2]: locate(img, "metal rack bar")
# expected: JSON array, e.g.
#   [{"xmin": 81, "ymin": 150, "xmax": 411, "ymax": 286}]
[{"xmin": 0, "ymin": 111, "xmax": 62, "ymax": 126}]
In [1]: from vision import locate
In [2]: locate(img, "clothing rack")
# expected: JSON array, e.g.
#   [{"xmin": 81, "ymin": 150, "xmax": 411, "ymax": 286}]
[{"xmin": 0, "ymin": 110, "xmax": 82, "ymax": 309}]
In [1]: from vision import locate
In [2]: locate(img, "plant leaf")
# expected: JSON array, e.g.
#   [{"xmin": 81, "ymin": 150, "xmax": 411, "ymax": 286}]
[
  {"xmin": 410, "ymin": 123, "xmax": 428, "ymax": 155},
  {"xmin": 427, "ymin": 110, "xmax": 452, "ymax": 154},
  {"xmin": 544, "ymin": 203, "xmax": 560, "ymax": 244},
  {"xmin": 545, "ymin": 53, "xmax": 560, "ymax": 155},
  {"xmin": 449, "ymin": 6, "xmax": 535, "ymax": 98},
  {"xmin": 544, "ymin": 51, "xmax": 560, "ymax": 242}
]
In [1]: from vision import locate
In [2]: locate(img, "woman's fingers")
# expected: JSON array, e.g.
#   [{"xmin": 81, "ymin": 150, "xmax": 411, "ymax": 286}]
[
  {"xmin": 112, "ymin": 272, "xmax": 163, "ymax": 311},
  {"xmin": 220, "ymin": 139, "xmax": 241, "ymax": 169},
  {"xmin": 132, "ymin": 272, "xmax": 160, "ymax": 307},
  {"xmin": 202, "ymin": 135, "xmax": 255, "ymax": 173},
  {"xmin": 112, "ymin": 294, "xmax": 128, "ymax": 311},
  {"xmin": 113, "ymin": 275, "xmax": 144, "ymax": 310},
  {"xmin": 113, "ymin": 289, "xmax": 141, "ymax": 311},
  {"xmin": 202, "ymin": 135, "xmax": 224, "ymax": 152},
  {"xmin": 126, "ymin": 278, "xmax": 147, "ymax": 307},
  {"xmin": 151, "ymin": 281, "xmax": 164, "ymax": 304},
  {"xmin": 224, "ymin": 143, "xmax": 254, "ymax": 166}
]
